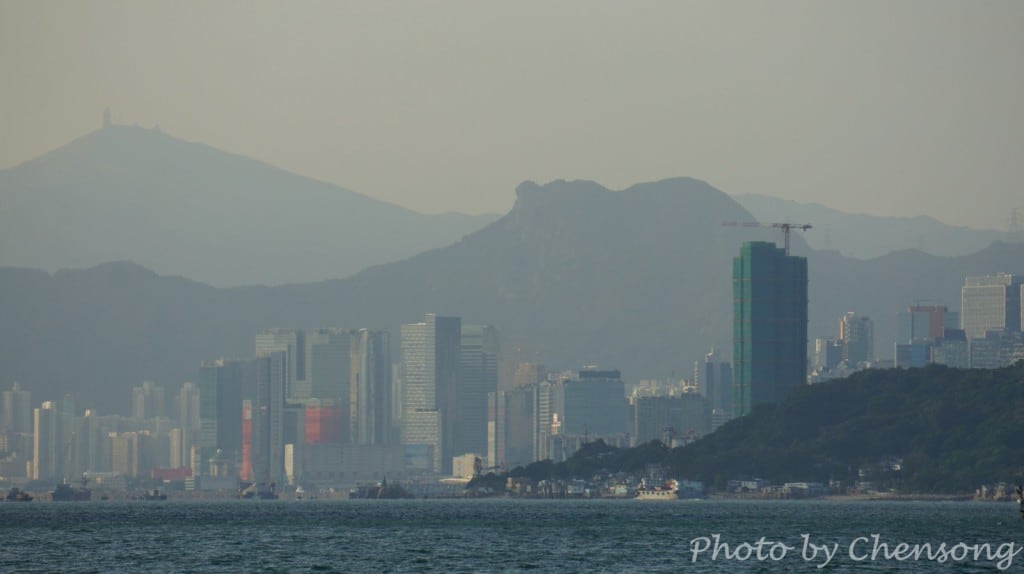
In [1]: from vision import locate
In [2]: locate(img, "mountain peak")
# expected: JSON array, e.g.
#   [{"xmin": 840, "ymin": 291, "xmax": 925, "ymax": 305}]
[
  {"xmin": 0, "ymin": 128, "xmax": 498, "ymax": 286},
  {"xmin": 515, "ymin": 177, "xmax": 723, "ymax": 201},
  {"xmin": 514, "ymin": 179, "xmax": 609, "ymax": 199}
]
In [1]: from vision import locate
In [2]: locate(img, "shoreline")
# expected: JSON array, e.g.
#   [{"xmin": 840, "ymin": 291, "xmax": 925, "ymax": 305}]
[
  {"xmin": 706, "ymin": 492, "xmax": 981, "ymax": 502},
  {"xmin": 820, "ymin": 493, "xmax": 979, "ymax": 502}
]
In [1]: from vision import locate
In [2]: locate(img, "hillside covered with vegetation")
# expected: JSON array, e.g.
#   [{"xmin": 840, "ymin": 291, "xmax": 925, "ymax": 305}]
[{"xmin": 490, "ymin": 362, "xmax": 1024, "ymax": 494}]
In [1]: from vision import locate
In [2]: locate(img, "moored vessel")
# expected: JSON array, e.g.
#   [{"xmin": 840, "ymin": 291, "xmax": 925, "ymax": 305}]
[
  {"xmin": 52, "ymin": 478, "xmax": 91, "ymax": 501},
  {"xmin": 239, "ymin": 480, "xmax": 279, "ymax": 500},
  {"xmin": 5, "ymin": 487, "xmax": 33, "ymax": 502},
  {"xmin": 634, "ymin": 478, "xmax": 679, "ymax": 500},
  {"xmin": 348, "ymin": 477, "xmax": 413, "ymax": 499}
]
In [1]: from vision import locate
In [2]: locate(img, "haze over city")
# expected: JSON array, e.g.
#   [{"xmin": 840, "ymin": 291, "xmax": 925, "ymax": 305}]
[
  {"xmin": 3, "ymin": 1, "xmax": 1022, "ymax": 229},
  {"xmin": 4, "ymin": 5, "xmax": 1024, "ymax": 572}
]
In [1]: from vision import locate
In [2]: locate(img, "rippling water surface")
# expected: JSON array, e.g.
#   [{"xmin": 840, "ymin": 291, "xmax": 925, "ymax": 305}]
[{"xmin": 1, "ymin": 499, "xmax": 1020, "ymax": 572}]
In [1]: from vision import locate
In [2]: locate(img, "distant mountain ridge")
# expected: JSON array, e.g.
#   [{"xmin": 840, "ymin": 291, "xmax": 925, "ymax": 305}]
[
  {"xmin": 0, "ymin": 125, "xmax": 498, "ymax": 286},
  {"xmin": 2, "ymin": 124, "xmax": 1006, "ymax": 291},
  {"xmin": 1, "ymin": 177, "xmax": 1022, "ymax": 413},
  {"xmin": 734, "ymin": 193, "xmax": 1006, "ymax": 259}
]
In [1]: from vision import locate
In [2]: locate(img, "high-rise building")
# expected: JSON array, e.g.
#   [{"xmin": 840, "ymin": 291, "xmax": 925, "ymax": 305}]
[
  {"xmin": 931, "ymin": 329, "xmax": 970, "ymax": 368},
  {"xmin": 110, "ymin": 431, "xmax": 140, "ymax": 477},
  {"xmin": 544, "ymin": 369, "xmax": 621, "ymax": 463},
  {"xmin": 197, "ymin": 367, "xmax": 218, "ymax": 459},
  {"xmin": 240, "ymin": 400, "xmax": 252, "ymax": 482},
  {"xmin": 252, "ymin": 351, "xmax": 287, "ymax": 484},
  {"xmin": 177, "ymin": 382, "xmax": 200, "ymax": 432},
  {"xmin": 350, "ymin": 329, "xmax": 393, "ymax": 446},
  {"xmin": 2, "ymin": 382, "xmax": 32, "ymax": 436},
  {"xmin": 114, "ymin": 430, "xmax": 160, "ymax": 478},
  {"xmin": 197, "ymin": 359, "xmax": 245, "ymax": 464},
  {"xmin": 961, "ymin": 274, "xmax": 1024, "ymax": 339},
  {"xmin": 70, "ymin": 409, "xmax": 99, "ymax": 477},
  {"xmin": 839, "ymin": 313, "xmax": 874, "ymax": 366},
  {"xmin": 733, "ymin": 241, "xmax": 808, "ymax": 417},
  {"xmin": 304, "ymin": 398, "xmax": 343, "ymax": 444},
  {"xmin": 895, "ymin": 341, "xmax": 932, "ymax": 369},
  {"xmin": 32, "ymin": 401, "xmax": 59, "ymax": 481},
  {"xmin": 283, "ymin": 402, "xmax": 306, "ymax": 484},
  {"xmin": 898, "ymin": 305, "xmax": 959, "ymax": 343},
  {"xmin": 512, "ymin": 363, "xmax": 546, "ymax": 389},
  {"xmin": 88, "ymin": 414, "xmax": 123, "ymax": 475},
  {"xmin": 969, "ymin": 331, "xmax": 1024, "ymax": 369},
  {"xmin": 132, "ymin": 381, "xmax": 165, "ymax": 420},
  {"xmin": 2, "ymin": 382, "xmax": 32, "ymax": 458},
  {"xmin": 487, "ymin": 385, "xmax": 535, "ymax": 471},
  {"xmin": 255, "ymin": 329, "xmax": 307, "ymax": 400},
  {"xmin": 632, "ymin": 393, "xmax": 710, "ymax": 445},
  {"xmin": 532, "ymin": 380, "xmax": 556, "ymax": 462},
  {"xmin": 457, "ymin": 325, "xmax": 499, "ymax": 459},
  {"xmin": 58, "ymin": 395, "xmax": 76, "ymax": 470},
  {"xmin": 555, "ymin": 369, "xmax": 628, "ymax": 438},
  {"xmin": 400, "ymin": 314, "xmax": 461, "ymax": 474},
  {"xmin": 168, "ymin": 427, "xmax": 185, "ymax": 469},
  {"xmin": 698, "ymin": 349, "xmax": 733, "ymax": 417},
  {"xmin": 894, "ymin": 305, "xmax": 964, "ymax": 369},
  {"xmin": 302, "ymin": 328, "xmax": 353, "ymax": 449},
  {"xmin": 813, "ymin": 338, "xmax": 842, "ymax": 373},
  {"xmin": 175, "ymin": 381, "xmax": 200, "ymax": 470},
  {"xmin": 306, "ymin": 328, "xmax": 352, "ymax": 402}
]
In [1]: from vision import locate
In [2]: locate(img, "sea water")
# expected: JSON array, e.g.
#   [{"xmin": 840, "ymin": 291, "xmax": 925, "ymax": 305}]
[{"xmin": 1, "ymin": 499, "xmax": 1020, "ymax": 572}]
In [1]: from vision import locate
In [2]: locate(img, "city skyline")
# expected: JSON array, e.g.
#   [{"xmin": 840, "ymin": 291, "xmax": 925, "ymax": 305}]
[
  {"xmin": 6, "ymin": 267, "xmax": 1023, "ymax": 411},
  {"xmin": 5, "ymin": 262, "xmax": 1024, "ymax": 489}
]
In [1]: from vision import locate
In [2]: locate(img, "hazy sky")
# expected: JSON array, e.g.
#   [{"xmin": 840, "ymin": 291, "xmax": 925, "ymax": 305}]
[{"xmin": 2, "ymin": 1, "xmax": 1021, "ymax": 229}]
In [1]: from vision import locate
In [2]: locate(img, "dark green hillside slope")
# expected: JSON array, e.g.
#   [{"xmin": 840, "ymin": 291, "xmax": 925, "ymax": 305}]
[
  {"xmin": 674, "ymin": 363, "xmax": 1024, "ymax": 493},
  {"xmin": 501, "ymin": 364, "xmax": 1024, "ymax": 494}
]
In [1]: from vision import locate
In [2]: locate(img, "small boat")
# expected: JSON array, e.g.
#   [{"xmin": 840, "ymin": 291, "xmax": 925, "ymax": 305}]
[
  {"xmin": 348, "ymin": 477, "xmax": 413, "ymax": 500},
  {"xmin": 5, "ymin": 487, "xmax": 33, "ymax": 502},
  {"xmin": 634, "ymin": 478, "xmax": 679, "ymax": 500},
  {"xmin": 239, "ymin": 480, "xmax": 279, "ymax": 500},
  {"xmin": 144, "ymin": 489, "xmax": 167, "ymax": 501},
  {"xmin": 255, "ymin": 482, "xmax": 279, "ymax": 500}
]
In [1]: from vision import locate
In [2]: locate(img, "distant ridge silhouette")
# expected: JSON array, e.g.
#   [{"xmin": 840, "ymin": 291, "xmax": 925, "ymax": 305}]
[
  {"xmin": 734, "ymin": 193, "xmax": 1005, "ymax": 259},
  {"xmin": 0, "ymin": 125, "xmax": 498, "ymax": 286}
]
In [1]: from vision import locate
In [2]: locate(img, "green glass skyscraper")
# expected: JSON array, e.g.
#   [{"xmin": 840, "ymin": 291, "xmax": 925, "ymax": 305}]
[{"xmin": 733, "ymin": 241, "xmax": 808, "ymax": 417}]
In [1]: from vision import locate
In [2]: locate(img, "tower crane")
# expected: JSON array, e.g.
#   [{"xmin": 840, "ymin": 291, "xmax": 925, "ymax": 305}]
[{"xmin": 722, "ymin": 221, "xmax": 812, "ymax": 255}]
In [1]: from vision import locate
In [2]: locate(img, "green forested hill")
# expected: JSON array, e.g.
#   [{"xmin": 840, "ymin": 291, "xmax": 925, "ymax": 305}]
[
  {"xmin": 504, "ymin": 363, "xmax": 1024, "ymax": 494},
  {"xmin": 671, "ymin": 362, "xmax": 1024, "ymax": 493}
]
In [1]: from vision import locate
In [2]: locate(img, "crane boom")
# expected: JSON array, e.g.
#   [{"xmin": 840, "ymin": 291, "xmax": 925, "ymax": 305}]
[{"xmin": 722, "ymin": 221, "xmax": 812, "ymax": 255}]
